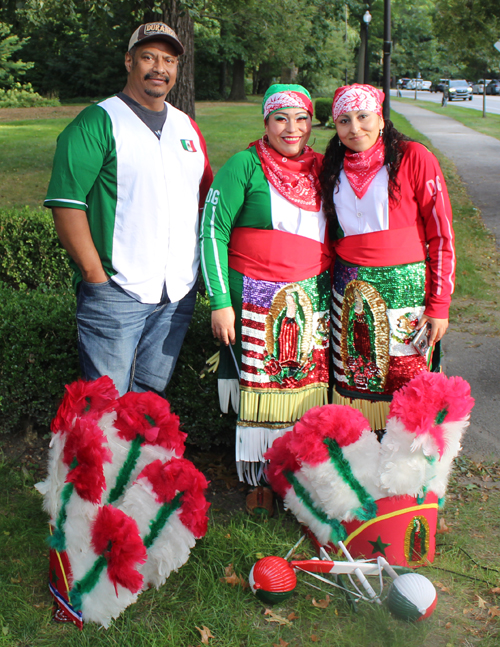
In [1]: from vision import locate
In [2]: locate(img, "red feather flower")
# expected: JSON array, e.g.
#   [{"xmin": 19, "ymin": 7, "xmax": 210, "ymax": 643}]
[
  {"xmin": 139, "ymin": 458, "xmax": 210, "ymax": 538},
  {"xmin": 91, "ymin": 506, "xmax": 147, "ymax": 594},
  {"xmin": 63, "ymin": 417, "xmax": 112, "ymax": 504},
  {"xmin": 51, "ymin": 376, "xmax": 119, "ymax": 433},
  {"xmin": 287, "ymin": 405, "xmax": 371, "ymax": 467},
  {"xmin": 389, "ymin": 372, "xmax": 475, "ymax": 457},
  {"xmin": 264, "ymin": 433, "xmax": 300, "ymax": 498},
  {"xmin": 114, "ymin": 392, "xmax": 186, "ymax": 455}
]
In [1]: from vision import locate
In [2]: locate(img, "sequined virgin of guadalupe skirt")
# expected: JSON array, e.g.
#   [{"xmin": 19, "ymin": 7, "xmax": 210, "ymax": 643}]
[{"xmin": 331, "ymin": 257, "xmax": 431, "ymax": 432}]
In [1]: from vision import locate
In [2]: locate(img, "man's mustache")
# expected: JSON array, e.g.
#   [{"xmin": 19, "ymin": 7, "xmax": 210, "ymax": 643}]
[{"xmin": 144, "ymin": 73, "xmax": 169, "ymax": 83}]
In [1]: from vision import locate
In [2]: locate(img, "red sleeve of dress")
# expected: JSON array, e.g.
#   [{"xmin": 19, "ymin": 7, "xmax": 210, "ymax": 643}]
[
  {"xmin": 189, "ymin": 117, "xmax": 214, "ymax": 213},
  {"xmin": 405, "ymin": 143, "xmax": 456, "ymax": 319}
]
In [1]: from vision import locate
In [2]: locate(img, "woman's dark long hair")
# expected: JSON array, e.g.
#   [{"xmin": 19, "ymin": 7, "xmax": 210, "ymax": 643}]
[{"xmin": 320, "ymin": 119, "xmax": 412, "ymax": 240}]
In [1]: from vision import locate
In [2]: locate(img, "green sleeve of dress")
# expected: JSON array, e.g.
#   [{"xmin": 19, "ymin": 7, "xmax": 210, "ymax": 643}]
[{"xmin": 200, "ymin": 148, "xmax": 264, "ymax": 310}]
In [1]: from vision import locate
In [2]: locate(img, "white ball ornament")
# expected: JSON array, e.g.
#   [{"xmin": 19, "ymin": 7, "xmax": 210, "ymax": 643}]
[{"xmin": 386, "ymin": 573, "xmax": 437, "ymax": 621}]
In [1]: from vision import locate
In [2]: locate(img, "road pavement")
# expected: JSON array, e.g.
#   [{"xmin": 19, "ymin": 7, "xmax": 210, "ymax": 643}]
[
  {"xmin": 391, "ymin": 101, "xmax": 500, "ymax": 462},
  {"xmin": 390, "ymin": 89, "xmax": 500, "ymax": 115},
  {"xmin": 391, "ymin": 101, "xmax": 500, "ymax": 248}
]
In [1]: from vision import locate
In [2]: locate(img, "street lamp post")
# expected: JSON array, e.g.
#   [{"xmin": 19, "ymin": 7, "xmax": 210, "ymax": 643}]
[
  {"xmin": 382, "ymin": 0, "xmax": 391, "ymax": 120},
  {"xmin": 363, "ymin": 11, "xmax": 372, "ymax": 84}
]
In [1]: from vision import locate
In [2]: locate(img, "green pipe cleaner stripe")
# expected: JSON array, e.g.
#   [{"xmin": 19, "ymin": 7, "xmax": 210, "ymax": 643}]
[
  {"xmin": 107, "ymin": 435, "xmax": 143, "ymax": 504},
  {"xmin": 143, "ymin": 492, "xmax": 183, "ymax": 549},
  {"xmin": 70, "ymin": 554, "xmax": 108, "ymax": 611},
  {"xmin": 325, "ymin": 438, "xmax": 376, "ymax": 519},
  {"xmin": 286, "ymin": 471, "xmax": 347, "ymax": 543},
  {"xmin": 435, "ymin": 408, "xmax": 448, "ymax": 425},
  {"xmin": 48, "ymin": 481, "xmax": 74, "ymax": 552}
]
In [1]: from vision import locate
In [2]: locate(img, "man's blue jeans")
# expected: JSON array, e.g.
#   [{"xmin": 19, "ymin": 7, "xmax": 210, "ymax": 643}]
[{"xmin": 76, "ymin": 278, "xmax": 197, "ymax": 396}]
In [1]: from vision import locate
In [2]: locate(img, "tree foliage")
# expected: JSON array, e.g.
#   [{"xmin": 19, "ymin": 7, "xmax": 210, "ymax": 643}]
[
  {"xmin": 0, "ymin": 22, "xmax": 33, "ymax": 88},
  {"xmin": 3, "ymin": 0, "xmax": 496, "ymax": 105},
  {"xmin": 434, "ymin": 0, "xmax": 500, "ymax": 78}
]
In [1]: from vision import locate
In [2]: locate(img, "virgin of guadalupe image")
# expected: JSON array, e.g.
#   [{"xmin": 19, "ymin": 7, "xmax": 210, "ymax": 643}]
[{"xmin": 277, "ymin": 291, "xmax": 302, "ymax": 368}]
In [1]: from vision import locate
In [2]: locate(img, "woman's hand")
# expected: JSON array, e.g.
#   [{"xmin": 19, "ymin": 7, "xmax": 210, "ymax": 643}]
[
  {"xmin": 417, "ymin": 314, "xmax": 449, "ymax": 347},
  {"xmin": 212, "ymin": 307, "xmax": 236, "ymax": 346}
]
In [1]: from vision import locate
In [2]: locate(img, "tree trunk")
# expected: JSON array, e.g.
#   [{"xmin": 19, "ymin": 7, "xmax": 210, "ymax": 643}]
[
  {"xmin": 357, "ymin": 24, "xmax": 366, "ymax": 84},
  {"xmin": 219, "ymin": 60, "xmax": 227, "ymax": 99},
  {"xmin": 280, "ymin": 64, "xmax": 298, "ymax": 84},
  {"xmin": 229, "ymin": 58, "xmax": 246, "ymax": 101},
  {"xmin": 160, "ymin": 0, "xmax": 195, "ymax": 119}
]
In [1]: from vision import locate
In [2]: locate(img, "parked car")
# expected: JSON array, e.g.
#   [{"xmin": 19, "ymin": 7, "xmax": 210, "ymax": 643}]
[
  {"xmin": 486, "ymin": 80, "xmax": 500, "ymax": 95},
  {"xmin": 397, "ymin": 77, "xmax": 411, "ymax": 89},
  {"xmin": 472, "ymin": 79, "xmax": 492, "ymax": 94},
  {"xmin": 406, "ymin": 78, "xmax": 431, "ymax": 90},
  {"xmin": 445, "ymin": 79, "xmax": 473, "ymax": 101},
  {"xmin": 430, "ymin": 78, "xmax": 448, "ymax": 93}
]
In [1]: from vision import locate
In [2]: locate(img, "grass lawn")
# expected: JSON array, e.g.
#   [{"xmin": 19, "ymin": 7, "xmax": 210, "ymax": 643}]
[
  {"xmin": 0, "ymin": 101, "xmax": 499, "ymax": 645},
  {"xmin": 392, "ymin": 96, "xmax": 500, "ymax": 142},
  {"xmin": 1, "ymin": 450, "xmax": 499, "ymax": 646}
]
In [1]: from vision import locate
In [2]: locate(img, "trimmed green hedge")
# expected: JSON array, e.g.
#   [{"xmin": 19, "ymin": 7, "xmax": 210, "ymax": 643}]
[
  {"xmin": 165, "ymin": 293, "xmax": 237, "ymax": 450},
  {"xmin": 0, "ymin": 283, "xmax": 79, "ymax": 433},
  {"xmin": 0, "ymin": 207, "xmax": 72, "ymax": 290},
  {"xmin": 315, "ymin": 97, "xmax": 333, "ymax": 127},
  {"xmin": 0, "ymin": 207, "xmax": 235, "ymax": 449}
]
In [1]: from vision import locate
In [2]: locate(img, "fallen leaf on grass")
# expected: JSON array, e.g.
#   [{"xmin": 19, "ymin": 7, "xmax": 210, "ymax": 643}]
[
  {"xmin": 220, "ymin": 563, "xmax": 248, "ymax": 589},
  {"xmin": 476, "ymin": 595, "xmax": 488, "ymax": 609},
  {"xmin": 10, "ymin": 577, "xmax": 21, "ymax": 584},
  {"xmin": 436, "ymin": 518, "xmax": 450, "ymax": 534},
  {"xmin": 490, "ymin": 587, "xmax": 500, "ymax": 594},
  {"xmin": 310, "ymin": 635, "xmax": 319, "ymax": 642},
  {"xmin": 272, "ymin": 639, "xmax": 289, "ymax": 647},
  {"xmin": 287, "ymin": 612, "xmax": 299, "ymax": 621},
  {"xmin": 445, "ymin": 622, "xmax": 452, "ymax": 629},
  {"xmin": 312, "ymin": 595, "xmax": 330, "ymax": 609},
  {"xmin": 433, "ymin": 581, "xmax": 451, "ymax": 594},
  {"xmin": 195, "ymin": 626, "xmax": 214, "ymax": 645},
  {"xmin": 264, "ymin": 609, "xmax": 291, "ymax": 625},
  {"xmin": 305, "ymin": 594, "xmax": 311, "ymax": 601},
  {"xmin": 488, "ymin": 606, "xmax": 500, "ymax": 618}
]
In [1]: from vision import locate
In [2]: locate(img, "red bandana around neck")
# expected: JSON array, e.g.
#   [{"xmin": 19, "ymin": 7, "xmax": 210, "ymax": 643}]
[
  {"xmin": 249, "ymin": 138, "xmax": 322, "ymax": 211},
  {"xmin": 342, "ymin": 136, "xmax": 385, "ymax": 199}
]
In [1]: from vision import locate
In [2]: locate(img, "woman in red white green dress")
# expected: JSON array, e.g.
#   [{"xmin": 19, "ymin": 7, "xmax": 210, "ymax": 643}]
[
  {"xmin": 200, "ymin": 84, "xmax": 332, "ymax": 487},
  {"xmin": 321, "ymin": 84, "xmax": 456, "ymax": 434}
]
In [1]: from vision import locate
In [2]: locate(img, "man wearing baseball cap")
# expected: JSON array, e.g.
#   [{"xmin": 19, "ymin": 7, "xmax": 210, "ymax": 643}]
[{"xmin": 44, "ymin": 23, "xmax": 213, "ymax": 396}]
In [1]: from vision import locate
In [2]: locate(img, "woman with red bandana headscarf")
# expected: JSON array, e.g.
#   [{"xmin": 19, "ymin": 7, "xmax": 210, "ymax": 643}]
[
  {"xmin": 321, "ymin": 84, "xmax": 455, "ymax": 436},
  {"xmin": 200, "ymin": 84, "xmax": 332, "ymax": 500}
]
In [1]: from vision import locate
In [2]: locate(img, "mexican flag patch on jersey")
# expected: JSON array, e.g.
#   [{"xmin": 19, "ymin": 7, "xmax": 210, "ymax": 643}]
[{"xmin": 181, "ymin": 139, "xmax": 197, "ymax": 152}]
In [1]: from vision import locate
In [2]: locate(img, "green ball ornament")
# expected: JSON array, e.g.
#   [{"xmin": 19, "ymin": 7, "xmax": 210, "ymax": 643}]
[
  {"xmin": 249, "ymin": 557, "xmax": 297, "ymax": 604},
  {"xmin": 386, "ymin": 573, "xmax": 437, "ymax": 621}
]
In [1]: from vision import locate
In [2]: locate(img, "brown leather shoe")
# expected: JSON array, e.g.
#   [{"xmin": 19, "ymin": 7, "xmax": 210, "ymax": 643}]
[{"xmin": 246, "ymin": 486, "xmax": 274, "ymax": 517}]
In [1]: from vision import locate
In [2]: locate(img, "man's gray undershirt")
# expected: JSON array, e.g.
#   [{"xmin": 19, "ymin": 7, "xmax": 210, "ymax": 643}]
[{"xmin": 118, "ymin": 92, "xmax": 167, "ymax": 139}]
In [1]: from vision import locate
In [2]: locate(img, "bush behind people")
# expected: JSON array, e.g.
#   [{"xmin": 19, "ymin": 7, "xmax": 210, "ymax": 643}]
[{"xmin": 0, "ymin": 208, "xmax": 235, "ymax": 448}]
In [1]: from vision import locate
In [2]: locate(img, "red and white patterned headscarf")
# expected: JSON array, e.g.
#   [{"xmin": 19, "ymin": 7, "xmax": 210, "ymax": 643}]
[
  {"xmin": 332, "ymin": 84, "xmax": 384, "ymax": 122},
  {"xmin": 262, "ymin": 83, "xmax": 314, "ymax": 120}
]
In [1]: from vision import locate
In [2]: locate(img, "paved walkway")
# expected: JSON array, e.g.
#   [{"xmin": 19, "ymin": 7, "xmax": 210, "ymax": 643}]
[
  {"xmin": 391, "ymin": 101, "xmax": 500, "ymax": 248},
  {"xmin": 391, "ymin": 102, "xmax": 500, "ymax": 461}
]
